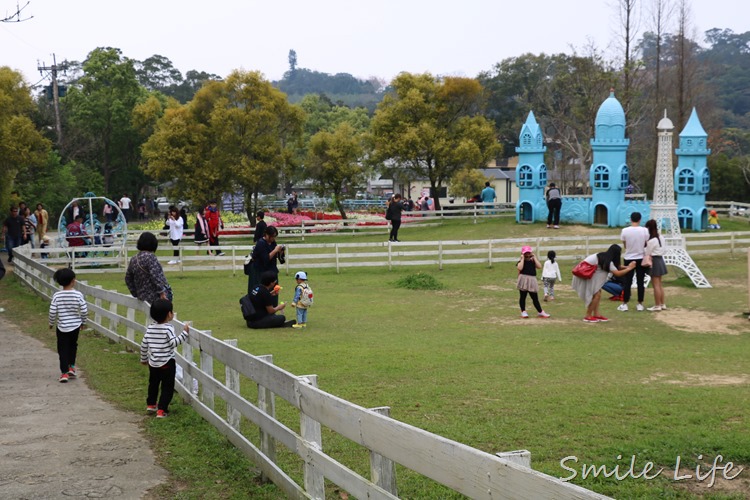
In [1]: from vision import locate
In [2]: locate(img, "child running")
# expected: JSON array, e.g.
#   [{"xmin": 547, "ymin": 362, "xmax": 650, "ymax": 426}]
[
  {"xmin": 542, "ymin": 250, "xmax": 562, "ymax": 301},
  {"xmin": 48, "ymin": 268, "xmax": 88, "ymax": 383},
  {"xmin": 140, "ymin": 298, "xmax": 189, "ymax": 418},
  {"xmin": 516, "ymin": 245, "xmax": 550, "ymax": 318},
  {"xmin": 291, "ymin": 271, "xmax": 313, "ymax": 329}
]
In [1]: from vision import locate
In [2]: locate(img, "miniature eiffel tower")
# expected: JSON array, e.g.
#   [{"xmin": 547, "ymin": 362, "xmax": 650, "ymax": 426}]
[{"xmin": 650, "ymin": 112, "xmax": 711, "ymax": 288}]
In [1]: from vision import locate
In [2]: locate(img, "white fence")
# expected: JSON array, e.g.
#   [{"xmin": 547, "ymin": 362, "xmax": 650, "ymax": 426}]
[
  {"xmin": 10, "ymin": 246, "xmax": 608, "ymax": 499},
  {"xmin": 29, "ymin": 231, "xmax": 750, "ymax": 276}
]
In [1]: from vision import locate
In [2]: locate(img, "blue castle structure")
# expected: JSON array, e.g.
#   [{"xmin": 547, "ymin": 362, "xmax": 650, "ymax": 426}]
[{"xmin": 515, "ymin": 92, "xmax": 711, "ymax": 229}]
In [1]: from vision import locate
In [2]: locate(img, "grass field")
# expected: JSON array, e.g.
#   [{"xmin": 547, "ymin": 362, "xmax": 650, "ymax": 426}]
[{"xmin": 3, "ymin": 217, "xmax": 750, "ymax": 499}]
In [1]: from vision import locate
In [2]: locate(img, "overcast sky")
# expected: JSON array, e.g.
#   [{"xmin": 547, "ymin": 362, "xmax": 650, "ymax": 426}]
[{"xmin": 2, "ymin": 0, "xmax": 747, "ymax": 88}]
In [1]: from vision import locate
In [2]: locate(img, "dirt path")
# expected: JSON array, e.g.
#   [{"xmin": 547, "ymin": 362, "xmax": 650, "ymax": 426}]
[{"xmin": 0, "ymin": 314, "xmax": 167, "ymax": 499}]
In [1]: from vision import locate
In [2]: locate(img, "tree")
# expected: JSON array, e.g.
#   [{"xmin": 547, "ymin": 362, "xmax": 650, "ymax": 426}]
[
  {"xmin": 370, "ymin": 73, "xmax": 499, "ymax": 210},
  {"xmin": 306, "ymin": 123, "xmax": 366, "ymax": 218},
  {"xmin": 63, "ymin": 47, "xmax": 146, "ymax": 195},
  {"xmin": 135, "ymin": 54, "xmax": 183, "ymax": 93},
  {"xmin": 450, "ymin": 167, "xmax": 487, "ymax": 200},
  {"xmin": 288, "ymin": 49, "xmax": 298, "ymax": 73},
  {"xmin": 0, "ymin": 66, "xmax": 51, "ymax": 213},
  {"xmin": 142, "ymin": 71, "xmax": 304, "ymax": 220}
]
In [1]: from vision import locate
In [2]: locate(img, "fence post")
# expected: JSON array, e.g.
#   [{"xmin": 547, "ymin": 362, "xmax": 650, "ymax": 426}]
[
  {"xmin": 387, "ymin": 241, "xmax": 393, "ymax": 271},
  {"xmin": 182, "ymin": 342, "xmax": 195, "ymax": 400},
  {"xmin": 224, "ymin": 339, "xmax": 241, "ymax": 430},
  {"xmin": 473, "ymin": 203, "xmax": 478, "ymax": 224},
  {"xmin": 730, "ymin": 232, "xmax": 735, "ymax": 258},
  {"xmin": 179, "ymin": 246, "xmax": 184, "ymax": 272},
  {"xmin": 488, "ymin": 240, "xmax": 493, "ymax": 268},
  {"xmin": 438, "ymin": 241, "xmax": 443, "ymax": 271},
  {"xmin": 300, "ymin": 375, "xmax": 324, "ymax": 499},
  {"xmin": 369, "ymin": 406, "xmax": 398, "ymax": 495},
  {"xmin": 335, "ymin": 244, "xmax": 340, "ymax": 274},
  {"xmin": 93, "ymin": 285, "xmax": 102, "ymax": 325},
  {"xmin": 231, "ymin": 246, "xmax": 236, "ymax": 277},
  {"xmin": 108, "ymin": 299, "xmax": 119, "ymax": 333},
  {"xmin": 126, "ymin": 308, "xmax": 136, "ymax": 345},
  {"xmin": 257, "ymin": 354, "xmax": 277, "ymax": 483},
  {"xmin": 200, "ymin": 330, "xmax": 214, "ymax": 410},
  {"xmin": 301, "ymin": 220, "xmax": 306, "ymax": 242},
  {"xmin": 496, "ymin": 449, "xmax": 532, "ymax": 468}
]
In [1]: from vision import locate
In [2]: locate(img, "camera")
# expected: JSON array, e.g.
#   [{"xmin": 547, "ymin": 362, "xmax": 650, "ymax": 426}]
[{"xmin": 278, "ymin": 245, "xmax": 286, "ymax": 264}]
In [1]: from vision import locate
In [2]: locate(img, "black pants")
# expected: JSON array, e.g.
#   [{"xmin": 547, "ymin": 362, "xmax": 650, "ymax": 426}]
[
  {"xmin": 170, "ymin": 238, "xmax": 180, "ymax": 257},
  {"xmin": 547, "ymin": 199, "xmax": 561, "ymax": 225},
  {"xmin": 247, "ymin": 314, "xmax": 288, "ymax": 329},
  {"xmin": 148, "ymin": 358, "xmax": 177, "ymax": 412},
  {"xmin": 389, "ymin": 219, "xmax": 401, "ymax": 241},
  {"xmin": 519, "ymin": 291, "xmax": 543, "ymax": 313},
  {"xmin": 622, "ymin": 258, "xmax": 646, "ymax": 304},
  {"xmin": 56, "ymin": 327, "xmax": 80, "ymax": 374}
]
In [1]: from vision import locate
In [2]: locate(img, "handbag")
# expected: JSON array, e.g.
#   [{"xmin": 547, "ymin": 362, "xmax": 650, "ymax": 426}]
[
  {"xmin": 571, "ymin": 260, "xmax": 597, "ymax": 279},
  {"xmin": 641, "ymin": 254, "xmax": 652, "ymax": 267}
]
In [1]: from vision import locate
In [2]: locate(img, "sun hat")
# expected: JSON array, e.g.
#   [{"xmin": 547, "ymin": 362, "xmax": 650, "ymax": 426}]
[
  {"xmin": 295, "ymin": 271, "xmax": 307, "ymax": 280},
  {"xmin": 521, "ymin": 246, "xmax": 533, "ymax": 254}
]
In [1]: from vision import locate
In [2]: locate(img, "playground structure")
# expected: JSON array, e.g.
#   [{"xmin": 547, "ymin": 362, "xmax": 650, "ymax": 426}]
[{"xmin": 56, "ymin": 194, "xmax": 128, "ymax": 266}]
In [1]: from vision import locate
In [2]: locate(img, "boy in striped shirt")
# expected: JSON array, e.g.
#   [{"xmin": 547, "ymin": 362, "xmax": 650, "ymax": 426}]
[
  {"xmin": 48, "ymin": 268, "xmax": 87, "ymax": 383},
  {"xmin": 140, "ymin": 298, "xmax": 189, "ymax": 418}
]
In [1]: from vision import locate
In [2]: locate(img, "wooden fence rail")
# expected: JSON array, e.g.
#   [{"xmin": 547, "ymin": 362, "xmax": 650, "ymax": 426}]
[{"xmin": 10, "ymin": 245, "xmax": 608, "ymax": 500}]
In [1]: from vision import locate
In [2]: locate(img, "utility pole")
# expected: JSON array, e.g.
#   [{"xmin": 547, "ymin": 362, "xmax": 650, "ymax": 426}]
[{"xmin": 38, "ymin": 54, "xmax": 67, "ymax": 147}]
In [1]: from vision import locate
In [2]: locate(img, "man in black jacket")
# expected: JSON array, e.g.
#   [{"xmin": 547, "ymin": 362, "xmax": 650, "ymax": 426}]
[
  {"xmin": 246, "ymin": 272, "xmax": 295, "ymax": 329},
  {"xmin": 386, "ymin": 193, "xmax": 404, "ymax": 242}
]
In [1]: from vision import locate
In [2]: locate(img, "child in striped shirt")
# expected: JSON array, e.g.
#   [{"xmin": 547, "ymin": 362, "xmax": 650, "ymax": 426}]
[
  {"xmin": 140, "ymin": 298, "xmax": 189, "ymax": 418},
  {"xmin": 48, "ymin": 268, "xmax": 87, "ymax": 383}
]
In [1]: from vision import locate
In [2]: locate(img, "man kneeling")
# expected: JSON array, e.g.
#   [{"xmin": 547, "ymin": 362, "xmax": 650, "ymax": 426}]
[{"xmin": 246, "ymin": 271, "xmax": 295, "ymax": 329}]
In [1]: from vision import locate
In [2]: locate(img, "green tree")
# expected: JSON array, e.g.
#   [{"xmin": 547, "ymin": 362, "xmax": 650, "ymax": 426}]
[
  {"xmin": 63, "ymin": 47, "xmax": 146, "ymax": 196},
  {"xmin": 450, "ymin": 167, "xmax": 488, "ymax": 200},
  {"xmin": 142, "ymin": 71, "xmax": 304, "ymax": 220},
  {"xmin": 370, "ymin": 73, "xmax": 499, "ymax": 210},
  {"xmin": 306, "ymin": 123, "xmax": 366, "ymax": 218},
  {"xmin": 0, "ymin": 67, "xmax": 51, "ymax": 213}
]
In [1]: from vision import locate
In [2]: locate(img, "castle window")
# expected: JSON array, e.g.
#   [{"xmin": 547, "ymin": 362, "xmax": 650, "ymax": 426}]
[
  {"xmin": 699, "ymin": 139, "xmax": 705, "ymax": 147},
  {"xmin": 593, "ymin": 165, "xmax": 610, "ymax": 189},
  {"xmin": 676, "ymin": 168, "xmax": 695, "ymax": 193},
  {"xmin": 539, "ymin": 164, "xmax": 547, "ymax": 187},
  {"xmin": 678, "ymin": 208, "xmax": 694, "ymax": 230},
  {"xmin": 686, "ymin": 139, "xmax": 693, "ymax": 146},
  {"xmin": 620, "ymin": 165, "xmax": 630, "ymax": 189},
  {"xmin": 523, "ymin": 133, "xmax": 532, "ymax": 147},
  {"xmin": 700, "ymin": 168, "xmax": 710, "ymax": 194},
  {"xmin": 518, "ymin": 165, "xmax": 533, "ymax": 187}
]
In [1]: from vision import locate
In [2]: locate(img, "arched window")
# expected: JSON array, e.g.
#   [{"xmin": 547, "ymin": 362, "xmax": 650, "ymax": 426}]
[
  {"xmin": 539, "ymin": 164, "xmax": 547, "ymax": 187},
  {"xmin": 686, "ymin": 139, "xmax": 693, "ymax": 147},
  {"xmin": 522, "ymin": 133, "xmax": 532, "ymax": 147},
  {"xmin": 678, "ymin": 208, "xmax": 694, "ymax": 230},
  {"xmin": 699, "ymin": 168, "xmax": 710, "ymax": 194},
  {"xmin": 518, "ymin": 165, "xmax": 533, "ymax": 187},
  {"xmin": 676, "ymin": 168, "xmax": 695, "ymax": 193},
  {"xmin": 620, "ymin": 165, "xmax": 630, "ymax": 189},
  {"xmin": 593, "ymin": 165, "xmax": 610, "ymax": 189}
]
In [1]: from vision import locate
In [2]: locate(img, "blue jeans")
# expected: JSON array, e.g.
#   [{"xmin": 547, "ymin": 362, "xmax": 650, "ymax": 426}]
[
  {"xmin": 5, "ymin": 234, "xmax": 20, "ymax": 261},
  {"xmin": 296, "ymin": 307, "xmax": 308, "ymax": 325}
]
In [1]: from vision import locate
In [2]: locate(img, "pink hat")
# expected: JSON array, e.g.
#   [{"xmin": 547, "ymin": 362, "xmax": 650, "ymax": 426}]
[{"xmin": 521, "ymin": 245, "xmax": 533, "ymax": 254}]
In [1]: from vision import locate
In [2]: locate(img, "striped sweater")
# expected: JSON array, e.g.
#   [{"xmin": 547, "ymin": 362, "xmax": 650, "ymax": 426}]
[
  {"xmin": 140, "ymin": 322, "xmax": 188, "ymax": 368},
  {"xmin": 49, "ymin": 289, "xmax": 88, "ymax": 332}
]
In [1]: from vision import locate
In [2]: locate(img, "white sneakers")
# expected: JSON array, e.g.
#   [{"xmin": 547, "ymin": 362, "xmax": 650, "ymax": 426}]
[
  {"xmin": 617, "ymin": 303, "xmax": 629, "ymax": 312},
  {"xmin": 636, "ymin": 303, "xmax": 645, "ymax": 312},
  {"xmin": 618, "ymin": 303, "xmax": 646, "ymax": 312},
  {"xmin": 521, "ymin": 311, "xmax": 529, "ymax": 318},
  {"xmin": 647, "ymin": 306, "xmax": 662, "ymax": 311},
  {"xmin": 167, "ymin": 259, "xmax": 180, "ymax": 265}
]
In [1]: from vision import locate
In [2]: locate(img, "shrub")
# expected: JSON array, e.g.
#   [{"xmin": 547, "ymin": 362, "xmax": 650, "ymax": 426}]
[{"xmin": 394, "ymin": 272, "xmax": 445, "ymax": 290}]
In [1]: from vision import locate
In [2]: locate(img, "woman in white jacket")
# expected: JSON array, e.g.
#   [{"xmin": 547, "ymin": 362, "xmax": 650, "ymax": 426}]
[{"xmin": 166, "ymin": 206, "xmax": 184, "ymax": 265}]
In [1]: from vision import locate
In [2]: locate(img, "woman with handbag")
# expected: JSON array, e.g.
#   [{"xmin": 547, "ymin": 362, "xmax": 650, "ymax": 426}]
[
  {"xmin": 572, "ymin": 244, "xmax": 635, "ymax": 323},
  {"xmin": 644, "ymin": 219, "xmax": 668, "ymax": 311}
]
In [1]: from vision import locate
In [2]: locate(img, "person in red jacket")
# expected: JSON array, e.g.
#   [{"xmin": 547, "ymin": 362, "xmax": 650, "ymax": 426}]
[{"xmin": 204, "ymin": 200, "xmax": 224, "ymax": 256}]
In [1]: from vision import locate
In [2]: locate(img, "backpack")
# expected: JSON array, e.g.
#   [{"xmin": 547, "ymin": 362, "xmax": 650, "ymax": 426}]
[
  {"xmin": 297, "ymin": 283, "xmax": 314, "ymax": 308},
  {"xmin": 239, "ymin": 294, "xmax": 256, "ymax": 320}
]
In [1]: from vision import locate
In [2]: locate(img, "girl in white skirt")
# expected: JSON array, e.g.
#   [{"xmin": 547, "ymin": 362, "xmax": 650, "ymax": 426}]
[{"xmin": 517, "ymin": 245, "xmax": 550, "ymax": 318}]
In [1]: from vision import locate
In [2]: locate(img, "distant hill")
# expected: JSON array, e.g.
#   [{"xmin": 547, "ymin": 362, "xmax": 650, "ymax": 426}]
[{"xmin": 274, "ymin": 68, "xmax": 385, "ymax": 112}]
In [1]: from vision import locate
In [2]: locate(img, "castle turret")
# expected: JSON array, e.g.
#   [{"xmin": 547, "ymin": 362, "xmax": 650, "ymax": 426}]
[
  {"xmin": 589, "ymin": 91, "xmax": 630, "ymax": 226},
  {"xmin": 675, "ymin": 108, "xmax": 711, "ymax": 230},
  {"xmin": 515, "ymin": 111, "xmax": 547, "ymax": 222}
]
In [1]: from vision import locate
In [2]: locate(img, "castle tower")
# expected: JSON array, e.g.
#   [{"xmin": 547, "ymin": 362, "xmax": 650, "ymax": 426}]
[
  {"xmin": 675, "ymin": 108, "xmax": 711, "ymax": 230},
  {"xmin": 515, "ymin": 111, "xmax": 547, "ymax": 223},
  {"xmin": 589, "ymin": 91, "xmax": 630, "ymax": 227},
  {"xmin": 651, "ymin": 112, "xmax": 710, "ymax": 288}
]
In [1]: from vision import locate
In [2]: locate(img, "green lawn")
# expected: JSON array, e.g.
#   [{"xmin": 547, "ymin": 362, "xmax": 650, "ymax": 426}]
[{"xmin": 3, "ymin": 217, "xmax": 750, "ymax": 499}]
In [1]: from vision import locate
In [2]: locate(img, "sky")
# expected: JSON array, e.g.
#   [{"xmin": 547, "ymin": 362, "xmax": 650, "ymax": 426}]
[{"xmin": 1, "ymin": 0, "xmax": 748, "ymax": 89}]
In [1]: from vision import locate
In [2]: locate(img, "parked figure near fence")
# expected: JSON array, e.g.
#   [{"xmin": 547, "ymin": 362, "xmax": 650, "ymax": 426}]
[
  {"xmin": 2, "ymin": 206, "xmax": 23, "ymax": 263},
  {"xmin": 125, "ymin": 232, "xmax": 171, "ymax": 304},
  {"xmin": 140, "ymin": 298, "xmax": 189, "ymax": 418},
  {"xmin": 572, "ymin": 244, "xmax": 635, "ymax": 323},
  {"xmin": 246, "ymin": 271, "xmax": 295, "ymax": 329},
  {"xmin": 248, "ymin": 226, "xmax": 285, "ymax": 295},
  {"xmin": 204, "ymin": 200, "xmax": 224, "ymax": 256},
  {"xmin": 48, "ymin": 268, "xmax": 87, "ymax": 383},
  {"xmin": 618, "ymin": 212, "xmax": 649, "ymax": 312},
  {"xmin": 34, "ymin": 203, "xmax": 49, "ymax": 246},
  {"xmin": 194, "ymin": 208, "xmax": 210, "ymax": 255},
  {"xmin": 644, "ymin": 219, "xmax": 668, "ymax": 311},
  {"xmin": 166, "ymin": 206, "xmax": 183, "ymax": 265},
  {"xmin": 546, "ymin": 182, "xmax": 562, "ymax": 229},
  {"xmin": 22, "ymin": 206, "xmax": 36, "ymax": 248},
  {"xmin": 542, "ymin": 250, "xmax": 562, "ymax": 302},
  {"xmin": 386, "ymin": 193, "xmax": 403, "ymax": 242},
  {"xmin": 516, "ymin": 245, "xmax": 550, "ymax": 319}
]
